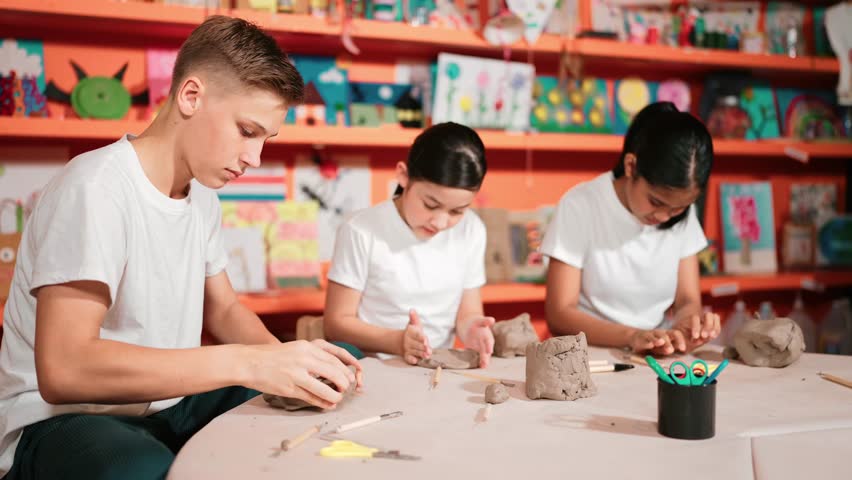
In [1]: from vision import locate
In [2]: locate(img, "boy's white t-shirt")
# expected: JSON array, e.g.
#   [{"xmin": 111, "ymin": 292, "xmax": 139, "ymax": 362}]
[
  {"xmin": 0, "ymin": 135, "xmax": 228, "ymax": 476},
  {"xmin": 327, "ymin": 200, "xmax": 486, "ymax": 352},
  {"xmin": 540, "ymin": 173, "xmax": 707, "ymax": 330}
]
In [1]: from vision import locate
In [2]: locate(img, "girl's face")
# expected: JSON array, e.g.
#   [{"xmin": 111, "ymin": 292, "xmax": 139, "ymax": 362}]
[
  {"xmin": 394, "ymin": 162, "xmax": 477, "ymax": 240},
  {"xmin": 622, "ymin": 154, "xmax": 700, "ymax": 226}
]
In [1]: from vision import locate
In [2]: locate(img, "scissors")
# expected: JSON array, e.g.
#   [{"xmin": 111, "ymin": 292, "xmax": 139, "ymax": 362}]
[
  {"xmin": 320, "ymin": 440, "xmax": 420, "ymax": 460},
  {"xmin": 669, "ymin": 359, "xmax": 710, "ymax": 386}
]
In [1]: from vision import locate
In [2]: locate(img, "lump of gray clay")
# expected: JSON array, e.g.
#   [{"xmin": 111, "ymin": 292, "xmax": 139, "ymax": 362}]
[
  {"xmin": 525, "ymin": 333, "xmax": 597, "ymax": 401},
  {"xmin": 733, "ymin": 317, "xmax": 805, "ymax": 368},
  {"xmin": 485, "ymin": 383, "xmax": 509, "ymax": 404},
  {"xmin": 418, "ymin": 348, "xmax": 480, "ymax": 369},
  {"xmin": 492, "ymin": 313, "xmax": 539, "ymax": 358},
  {"xmin": 263, "ymin": 366, "xmax": 357, "ymax": 411}
]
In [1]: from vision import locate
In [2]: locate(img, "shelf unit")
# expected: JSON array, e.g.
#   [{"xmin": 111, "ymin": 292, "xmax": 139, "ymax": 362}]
[
  {"xmin": 3, "ymin": 117, "xmax": 851, "ymax": 158},
  {"xmin": 0, "ymin": 0, "xmax": 840, "ymax": 75},
  {"xmin": 234, "ymin": 271, "xmax": 852, "ymax": 315}
]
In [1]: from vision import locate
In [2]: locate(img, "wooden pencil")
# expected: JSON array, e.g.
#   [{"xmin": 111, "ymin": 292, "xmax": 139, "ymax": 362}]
[
  {"xmin": 819, "ymin": 372, "xmax": 852, "ymax": 390},
  {"xmin": 432, "ymin": 365, "xmax": 442, "ymax": 389},
  {"xmin": 280, "ymin": 422, "xmax": 324, "ymax": 452}
]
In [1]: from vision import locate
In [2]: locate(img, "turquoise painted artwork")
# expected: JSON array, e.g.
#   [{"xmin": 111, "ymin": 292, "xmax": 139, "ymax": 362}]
[
  {"xmin": 284, "ymin": 56, "xmax": 350, "ymax": 126},
  {"xmin": 613, "ymin": 77, "xmax": 658, "ymax": 135},
  {"xmin": 530, "ymin": 76, "xmax": 612, "ymax": 133},
  {"xmin": 740, "ymin": 83, "xmax": 780, "ymax": 140}
]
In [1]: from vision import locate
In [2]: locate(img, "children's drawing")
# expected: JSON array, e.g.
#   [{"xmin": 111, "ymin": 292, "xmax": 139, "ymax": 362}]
[
  {"xmin": 507, "ymin": 0, "xmax": 558, "ymax": 44},
  {"xmin": 146, "ymin": 49, "xmax": 179, "ymax": 119},
  {"xmin": 349, "ymin": 82, "xmax": 423, "ymax": 128},
  {"xmin": 217, "ymin": 165, "xmax": 287, "ymax": 202},
  {"xmin": 721, "ymin": 182, "xmax": 777, "ymax": 274},
  {"xmin": 613, "ymin": 77, "xmax": 657, "ymax": 134},
  {"xmin": 45, "ymin": 61, "xmax": 149, "ymax": 120},
  {"xmin": 531, "ymin": 76, "xmax": 611, "ymax": 133},
  {"xmin": 284, "ymin": 56, "xmax": 350, "ymax": 126},
  {"xmin": 0, "ymin": 39, "xmax": 48, "ymax": 117},
  {"xmin": 433, "ymin": 53, "xmax": 534, "ymax": 130}
]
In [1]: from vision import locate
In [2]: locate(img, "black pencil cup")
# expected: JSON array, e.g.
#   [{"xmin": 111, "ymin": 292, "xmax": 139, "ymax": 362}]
[{"xmin": 657, "ymin": 378, "xmax": 716, "ymax": 440}]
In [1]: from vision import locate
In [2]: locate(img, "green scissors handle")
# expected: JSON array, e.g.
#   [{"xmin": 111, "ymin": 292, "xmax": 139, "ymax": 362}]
[{"xmin": 670, "ymin": 360, "xmax": 710, "ymax": 386}]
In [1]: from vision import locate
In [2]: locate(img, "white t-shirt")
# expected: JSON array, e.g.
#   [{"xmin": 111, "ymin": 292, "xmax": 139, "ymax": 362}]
[
  {"xmin": 0, "ymin": 135, "xmax": 228, "ymax": 476},
  {"xmin": 540, "ymin": 173, "xmax": 707, "ymax": 330},
  {"xmin": 327, "ymin": 200, "xmax": 486, "ymax": 351}
]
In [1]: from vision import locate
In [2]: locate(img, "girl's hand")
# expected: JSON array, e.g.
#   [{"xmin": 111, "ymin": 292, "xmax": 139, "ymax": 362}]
[
  {"xmin": 462, "ymin": 316, "xmax": 496, "ymax": 368},
  {"xmin": 402, "ymin": 309, "xmax": 432, "ymax": 365},
  {"xmin": 630, "ymin": 329, "xmax": 676, "ymax": 355},
  {"xmin": 672, "ymin": 311, "xmax": 721, "ymax": 351}
]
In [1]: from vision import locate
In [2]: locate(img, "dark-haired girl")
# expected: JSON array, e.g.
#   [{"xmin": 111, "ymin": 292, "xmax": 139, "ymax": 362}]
[
  {"xmin": 324, "ymin": 122, "xmax": 495, "ymax": 367},
  {"xmin": 542, "ymin": 102, "xmax": 721, "ymax": 356}
]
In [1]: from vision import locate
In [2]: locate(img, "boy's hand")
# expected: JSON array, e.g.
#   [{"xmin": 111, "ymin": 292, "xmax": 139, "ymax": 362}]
[
  {"xmin": 462, "ymin": 316, "xmax": 496, "ymax": 368},
  {"xmin": 402, "ymin": 309, "xmax": 431, "ymax": 365},
  {"xmin": 244, "ymin": 339, "xmax": 362, "ymax": 410}
]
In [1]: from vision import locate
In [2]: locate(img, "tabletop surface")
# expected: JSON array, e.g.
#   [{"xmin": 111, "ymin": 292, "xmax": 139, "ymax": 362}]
[{"xmin": 168, "ymin": 347, "xmax": 852, "ymax": 480}]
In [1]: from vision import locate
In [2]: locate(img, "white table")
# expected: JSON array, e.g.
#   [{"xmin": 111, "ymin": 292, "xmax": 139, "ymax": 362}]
[{"xmin": 168, "ymin": 348, "xmax": 852, "ymax": 480}]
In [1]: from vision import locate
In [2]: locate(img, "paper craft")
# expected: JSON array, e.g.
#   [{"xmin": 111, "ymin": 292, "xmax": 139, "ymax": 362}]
[
  {"xmin": 221, "ymin": 201, "xmax": 320, "ymax": 288},
  {"xmin": 348, "ymin": 82, "xmax": 423, "ymax": 128},
  {"xmin": 145, "ymin": 49, "xmax": 178, "ymax": 119},
  {"xmin": 507, "ymin": 0, "xmax": 558, "ymax": 44},
  {"xmin": 545, "ymin": 0, "xmax": 579, "ymax": 36},
  {"xmin": 284, "ymin": 56, "xmax": 350, "ymax": 126},
  {"xmin": 223, "ymin": 227, "xmax": 266, "ymax": 293},
  {"xmin": 45, "ymin": 60, "xmax": 149, "ymax": 120},
  {"xmin": 531, "ymin": 76, "xmax": 611, "ymax": 133},
  {"xmin": 0, "ymin": 39, "xmax": 48, "ymax": 117},
  {"xmin": 613, "ymin": 77, "xmax": 657, "ymax": 135},
  {"xmin": 775, "ymin": 88, "xmax": 843, "ymax": 139},
  {"xmin": 293, "ymin": 153, "xmax": 370, "ymax": 261},
  {"xmin": 721, "ymin": 182, "xmax": 777, "ymax": 274},
  {"xmin": 433, "ymin": 53, "xmax": 534, "ymax": 130},
  {"xmin": 216, "ymin": 165, "xmax": 287, "ymax": 202}
]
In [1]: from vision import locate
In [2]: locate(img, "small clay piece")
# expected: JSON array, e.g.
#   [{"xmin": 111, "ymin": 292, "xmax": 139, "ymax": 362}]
[
  {"xmin": 484, "ymin": 383, "xmax": 509, "ymax": 404},
  {"xmin": 492, "ymin": 313, "xmax": 539, "ymax": 358},
  {"xmin": 417, "ymin": 348, "xmax": 480, "ymax": 369},
  {"xmin": 263, "ymin": 366, "xmax": 357, "ymax": 411},
  {"xmin": 733, "ymin": 318, "xmax": 805, "ymax": 368},
  {"xmin": 525, "ymin": 333, "xmax": 597, "ymax": 401}
]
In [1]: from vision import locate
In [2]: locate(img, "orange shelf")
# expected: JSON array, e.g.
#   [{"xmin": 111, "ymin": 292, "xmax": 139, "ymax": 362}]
[
  {"xmin": 573, "ymin": 38, "xmax": 837, "ymax": 76},
  {"xmin": 4, "ymin": 118, "xmax": 852, "ymax": 157},
  {"xmin": 1, "ymin": 0, "xmax": 837, "ymax": 75},
  {"xmin": 236, "ymin": 272, "xmax": 852, "ymax": 315}
]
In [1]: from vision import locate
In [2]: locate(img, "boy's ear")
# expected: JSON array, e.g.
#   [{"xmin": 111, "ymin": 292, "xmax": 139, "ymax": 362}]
[
  {"xmin": 623, "ymin": 153, "xmax": 638, "ymax": 179},
  {"xmin": 395, "ymin": 161, "xmax": 409, "ymax": 189},
  {"xmin": 176, "ymin": 76, "xmax": 204, "ymax": 117}
]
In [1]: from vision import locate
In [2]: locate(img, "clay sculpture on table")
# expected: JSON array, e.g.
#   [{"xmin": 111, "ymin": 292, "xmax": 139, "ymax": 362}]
[
  {"xmin": 418, "ymin": 348, "xmax": 480, "ymax": 369},
  {"xmin": 731, "ymin": 317, "xmax": 805, "ymax": 368},
  {"xmin": 263, "ymin": 365, "xmax": 357, "ymax": 411},
  {"xmin": 492, "ymin": 313, "xmax": 539, "ymax": 358},
  {"xmin": 484, "ymin": 383, "xmax": 509, "ymax": 404},
  {"xmin": 525, "ymin": 333, "xmax": 597, "ymax": 401}
]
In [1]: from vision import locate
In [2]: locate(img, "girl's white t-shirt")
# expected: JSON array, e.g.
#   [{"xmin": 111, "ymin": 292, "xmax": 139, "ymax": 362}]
[
  {"xmin": 327, "ymin": 200, "xmax": 486, "ymax": 351},
  {"xmin": 541, "ymin": 173, "xmax": 707, "ymax": 330}
]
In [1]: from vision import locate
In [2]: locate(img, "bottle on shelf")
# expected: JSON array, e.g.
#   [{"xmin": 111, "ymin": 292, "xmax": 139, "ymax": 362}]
[
  {"xmin": 788, "ymin": 293, "xmax": 817, "ymax": 353},
  {"xmin": 757, "ymin": 301, "xmax": 776, "ymax": 320},
  {"xmin": 722, "ymin": 300, "xmax": 750, "ymax": 347},
  {"xmin": 820, "ymin": 298, "xmax": 852, "ymax": 355}
]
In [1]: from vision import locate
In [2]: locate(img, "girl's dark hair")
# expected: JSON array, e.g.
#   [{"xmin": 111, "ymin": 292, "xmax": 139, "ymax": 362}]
[
  {"xmin": 613, "ymin": 101, "xmax": 714, "ymax": 230},
  {"xmin": 394, "ymin": 122, "xmax": 486, "ymax": 196}
]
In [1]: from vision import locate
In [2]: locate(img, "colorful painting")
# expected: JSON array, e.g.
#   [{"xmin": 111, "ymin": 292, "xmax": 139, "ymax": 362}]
[
  {"xmin": 508, "ymin": 206, "xmax": 554, "ymax": 284},
  {"xmin": 613, "ymin": 77, "xmax": 657, "ymax": 135},
  {"xmin": 284, "ymin": 56, "xmax": 350, "ymax": 126},
  {"xmin": 348, "ymin": 82, "xmax": 423, "ymax": 128},
  {"xmin": 221, "ymin": 200, "xmax": 320, "ymax": 289},
  {"xmin": 791, "ymin": 183, "xmax": 839, "ymax": 266},
  {"xmin": 740, "ymin": 82, "xmax": 780, "ymax": 140},
  {"xmin": 775, "ymin": 88, "xmax": 843, "ymax": 140},
  {"xmin": 433, "ymin": 53, "xmax": 534, "ymax": 130},
  {"xmin": 656, "ymin": 79, "xmax": 690, "ymax": 112},
  {"xmin": 146, "ymin": 49, "xmax": 178, "ymax": 119},
  {"xmin": 721, "ymin": 182, "xmax": 777, "ymax": 274},
  {"xmin": 293, "ymin": 153, "xmax": 370, "ymax": 261},
  {"xmin": 216, "ymin": 165, "xmax": 287, "ymax": 202},
  {"xmin": 223, "ymin": 227, "xmax": 266, "ymax": 293},
  {"xmin": 530, "ymin": 76, "xmax": 611, "ymax": 133},
  {"xmin": 0, "ymin": 39, "xmax": 48, "ymax": 117}
]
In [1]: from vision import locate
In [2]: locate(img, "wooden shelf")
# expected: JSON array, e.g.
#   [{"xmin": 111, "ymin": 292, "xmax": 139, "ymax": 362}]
[
  {"xmin": 3, "ymin": 118, "xmax": 852, "ymax": 157},
  {"xmin": 235, "ymin": 271, "xmax": 852, "ymax": 315},
  {"xmin": 0, "ymin": 0, "xmax": 838, "ymax": 74}
]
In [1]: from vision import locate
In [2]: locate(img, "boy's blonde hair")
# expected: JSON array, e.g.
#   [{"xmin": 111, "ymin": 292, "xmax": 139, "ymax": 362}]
[{"xmin": 170, "ymin": 15, "xmax": 304, "ymax": 105}]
